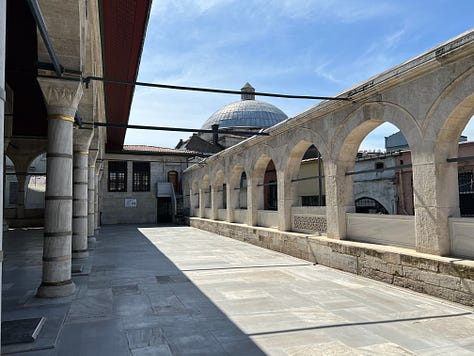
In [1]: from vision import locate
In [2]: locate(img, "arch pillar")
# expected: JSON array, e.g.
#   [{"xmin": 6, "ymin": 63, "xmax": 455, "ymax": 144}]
[
  {"xmin": 37, "ymin": 77, "xmax": 83, "ymax": 298},
  {"xmin": 198, "ymin": 188, "xmax": 205, "ymax": 218},
  {"xmin": 226, "ymin": 183, "xmax": 234, "ymax": 222},
  {"xmin": 412, "ymin": 142, "xmax": 459, "ymax": 255},
  {"xmin": 247, "ymin": 174, "xmax": 258, "ymax": 226},
  {"xmin": 72, "ymin": 128, "xmax": 93, "ymax": 259},
  {"xmin": 277, "ymin": 170, "xmax": 292, "ymax": 231},
  {"xmin": 211, "ymin": 185, "xmax": 218, "ymax": 220},
  {"xmin": 15, "ymin": 172, "xmax": 26, "ymax": 219},
  {"xmin": 325, "ymin": 159, "xmax": 354, "ymax": 239}
]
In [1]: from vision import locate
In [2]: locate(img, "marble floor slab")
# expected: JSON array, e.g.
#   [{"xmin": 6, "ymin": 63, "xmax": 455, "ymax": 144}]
[{"xmin": 2, "ymin": 225, "xmax": 473, "ymax": 355}]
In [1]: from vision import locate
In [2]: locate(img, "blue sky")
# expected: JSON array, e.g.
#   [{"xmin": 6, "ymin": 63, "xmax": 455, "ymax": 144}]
[{"xmin": 125, "ymin": 0, "xmax": 474, "ymax": 150}]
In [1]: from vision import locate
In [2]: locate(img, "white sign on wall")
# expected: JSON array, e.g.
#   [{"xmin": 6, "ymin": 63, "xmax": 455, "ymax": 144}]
[{"xmin": 124, "ymin": 198, "xmax": 137, "ymax": 208}]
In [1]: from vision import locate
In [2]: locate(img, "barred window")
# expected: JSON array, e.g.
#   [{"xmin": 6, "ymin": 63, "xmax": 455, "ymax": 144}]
[
  {"xmin": 108, "ymin": 161, "xmax": 127, "ymax": 192},
  {"xmin": 133, "ymin": 162, "xmax": 150, "ymax": 192}
]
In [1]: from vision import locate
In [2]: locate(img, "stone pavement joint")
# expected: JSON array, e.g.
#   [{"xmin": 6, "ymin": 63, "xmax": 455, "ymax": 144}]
[{"xmin": 2, "ymin": 225, "xmax": 474, "ymax": 355}]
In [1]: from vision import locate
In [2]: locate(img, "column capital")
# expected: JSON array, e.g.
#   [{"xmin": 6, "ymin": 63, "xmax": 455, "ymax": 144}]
[
  {"xmin": 37, "ymin": 78, "xmax": 83, "ymax": 117},
  {"xmin": 73, "ymin": 127, "xmax": 94, "ymax": 149}
]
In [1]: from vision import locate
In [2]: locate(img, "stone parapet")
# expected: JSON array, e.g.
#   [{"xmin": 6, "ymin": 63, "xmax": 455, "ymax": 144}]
[{"xmin": 190, "ymin": 217, "xmax": 474, "ymax": 306}]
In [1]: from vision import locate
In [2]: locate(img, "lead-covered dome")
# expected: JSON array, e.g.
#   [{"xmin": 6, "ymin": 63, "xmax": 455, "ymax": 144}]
[{"xmin": 201, "ymin": 83, "xmax": 287, "ymax": 129}]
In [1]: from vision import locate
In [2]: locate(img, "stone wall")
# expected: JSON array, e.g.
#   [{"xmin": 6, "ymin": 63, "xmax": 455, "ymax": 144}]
[{"xmin": 190, "ymin": 217, "xmax": 474, "ymax": 306}]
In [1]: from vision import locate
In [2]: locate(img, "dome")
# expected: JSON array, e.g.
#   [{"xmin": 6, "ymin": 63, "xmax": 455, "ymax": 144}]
[{"xmin": 201, "ymin": 83, "xmax": 288, "ymax": 130}]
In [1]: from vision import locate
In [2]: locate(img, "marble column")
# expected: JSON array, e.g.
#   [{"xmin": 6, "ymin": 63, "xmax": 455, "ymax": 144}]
[
  {"xmin": 72, "ymin": 128, "xmax": 93, "ymax": 259},
  {"xmin": 277, "ymin": 170, "xmax": 292, "ymax": 231},
  {"xmin": 1, "ymin": 0, "xmax": 6, "ymax": 342},
  {"xmin": 15, "ymin": 173, "xmax": 26, "ymax": 219},
  {"xmin": 94, "ymin": 160, "xmax": 102, "ymax": 233},
  {"xmin": 87, "ymin": 150, "xmax": 98, "ymax": 243},
  {"xmin": 37, "ymin": 78, "xmax": 83, "ymax": 298}
]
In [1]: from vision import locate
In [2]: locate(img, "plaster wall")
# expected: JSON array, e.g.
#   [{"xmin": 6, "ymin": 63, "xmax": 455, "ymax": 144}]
[{"xmin": 101, "ymin": 153, "xmax": 190, "ymax": 225}]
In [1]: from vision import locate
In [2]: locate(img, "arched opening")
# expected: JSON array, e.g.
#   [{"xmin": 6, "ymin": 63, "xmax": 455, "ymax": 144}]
[
  {"xmin": 295, "ymin": 145, "xmax": 325, "ymax": 207},
  {"xmin": 355, "ymin": 122, "xmax": 410, "ymax": 215},
  {"xmin": 239, "ymin": 171, "xmax": 247, "ymax": 209},
  {"xmin": 25, "ymin": 153, "xmax": 47, "ymax": 210},
  {"xmin": 201, "ymin": 175, "xmax": 211, "ymax": 219},
  {"xmin": 214, "ymin": 170, "xmax": 225, "ymax": 220},
  {"xmin": 458, "ymin": 116, "xmax": 474, "ymax": 217},
  {"xmin": 263, "ymin": 160, "xmax": 277, "ymax": 211},
  {"xmin": 355, "ymin": 197, "xmax": 389, "ymax": 214},
  {"xmin": 191, "ymin": 180, "xmax": 199, "ymax": 214}
]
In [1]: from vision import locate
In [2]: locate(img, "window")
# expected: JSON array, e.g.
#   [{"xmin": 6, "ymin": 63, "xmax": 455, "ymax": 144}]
[
  {"xmin": 108, "ymin": 161, "xmax": 127, "ymax": 192},
  {"xmin": 133, "ymin": 162, "xmax": 150, "ymax": 192},
  {"xmin": 459, "ymin": 171, "xmax": 474, "ymax": 194}
]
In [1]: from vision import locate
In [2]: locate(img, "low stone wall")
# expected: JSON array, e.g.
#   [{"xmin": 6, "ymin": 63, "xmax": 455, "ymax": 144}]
[
  {"xmin": 190, "ymin": 217, "xmax": 474, "ymax": 306},
  {"xmin": 449, "ymin": 217, "xmax": 474, "ymax": 259},
  {"xmin": 347, "ymin": 213, "xmax": 415, "ymax": 249}
]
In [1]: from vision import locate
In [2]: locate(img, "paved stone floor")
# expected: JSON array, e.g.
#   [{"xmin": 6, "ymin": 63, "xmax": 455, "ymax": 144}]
[{"xmin": 2, "ymin": 225, "xmax": 474, "ymax": 355}]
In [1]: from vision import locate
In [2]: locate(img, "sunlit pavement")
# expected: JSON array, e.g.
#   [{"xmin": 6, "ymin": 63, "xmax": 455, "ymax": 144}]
[{"xmin": 3, "ymin": 225, "xmax": 474, "ymax": 355}]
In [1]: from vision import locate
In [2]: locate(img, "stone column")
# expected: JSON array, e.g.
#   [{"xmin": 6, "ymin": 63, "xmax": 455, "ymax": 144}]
[
  {"xmin": 1, "ymin": 0, "xmax": 6, "ymax": 342},
  {"xmin": 324, "ymin": 159, "xmax": 354, "ymax": 239},
  {"xmin": 72, "ymin": 128, "xmax": 93, "ymax": 259},
  {"xmin": 94, "ymin": 160, "xmax": 102, "ymax": 233},
  {"xmin": 226, "ymin": 183, "xmax": 234, "ymax": 222},
  {"xmin": 15, "ymin": 172, "xmax": 26, "ymax": 219},
  {"xmin": 412, "ymin": 143, "xmax": 458, "ymax": 255},
  {"xmin": 87, "ymin": 150, "xmax": 98, "ymax": 243},
  {"xmin": 211, "ymin": 185, "xmax": 218, "ymax": 220},
  {"xmin": 277, "ymin": 170, "xmax": 292, "ymax": 231},
  {"xmin": 37, "ymin": 78, "xmax": 83, "ymax": 298},
  {"xmin": 247, "ymin": 174, "xmax": 258, "ymax": 226},
  {"xmin": 198, "ymin": 188, "xmax": 205, "ymax": 218}
]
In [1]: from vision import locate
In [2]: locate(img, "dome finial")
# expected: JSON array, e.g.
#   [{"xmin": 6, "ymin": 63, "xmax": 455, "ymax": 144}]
[{"xmin": 241, "ymin": 82, "xmax": 255, "ymax": 100}]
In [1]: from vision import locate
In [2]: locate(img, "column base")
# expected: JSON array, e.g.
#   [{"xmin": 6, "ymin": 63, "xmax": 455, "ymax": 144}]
[
  {"xmin": 88, "ymin": 236, "xmax": 96, "ymax": 243},
  {"xmin": 37, "ymin": 280, "xmax": 76, "ymax": 298},
  {"xmin": 72, "ymin": 250, "xmax": 89, "ymax": 259},
  {"xmin": 94, "ymin": 228, "xmax": 100, "ymax": 235}
]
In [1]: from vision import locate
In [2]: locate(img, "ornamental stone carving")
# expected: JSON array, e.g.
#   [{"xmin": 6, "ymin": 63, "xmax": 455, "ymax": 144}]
[{"xmin": 293, "ymin": 215, "xmax": 327, "ymax": 233}]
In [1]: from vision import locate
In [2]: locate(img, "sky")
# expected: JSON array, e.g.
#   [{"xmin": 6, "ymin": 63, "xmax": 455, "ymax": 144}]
[{"xmin": 125, "ymin": 0, "xmax": 474, "ymax": 151}]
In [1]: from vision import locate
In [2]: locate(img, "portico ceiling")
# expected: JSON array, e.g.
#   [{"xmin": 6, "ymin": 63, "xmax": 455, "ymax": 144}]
[{"xmin": 100, "ymin": 0, "xmax": 152, "ymax": 151}]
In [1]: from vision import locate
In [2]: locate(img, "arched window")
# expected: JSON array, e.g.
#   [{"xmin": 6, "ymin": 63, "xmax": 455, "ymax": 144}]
[{"xmin": 355, "ymin": 197, "xmax": 388, "ymax": 214}]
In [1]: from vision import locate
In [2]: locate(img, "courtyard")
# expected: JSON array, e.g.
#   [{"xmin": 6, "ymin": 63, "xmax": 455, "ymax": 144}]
[{"xmin": 2, "ymin": 225, "xmax": 474, "ymax": 355}]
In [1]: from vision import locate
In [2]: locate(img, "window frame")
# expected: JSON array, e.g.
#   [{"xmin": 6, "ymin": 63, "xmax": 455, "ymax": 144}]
[
  {"xmin": 108, "ymin": 161, "xmax": 128, "ymax": 192},
  {"xmin": 132, "ymin": 161, "xmax": 150, "ymax": 192}
]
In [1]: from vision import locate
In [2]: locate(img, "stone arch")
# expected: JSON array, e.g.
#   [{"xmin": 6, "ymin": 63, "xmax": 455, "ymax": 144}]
[
  {"xmin": 332, "ymin": 102, "xmax": 421, "ymax": 162},
  {"xmin": 425, "ymin": 67, "xmax": 474, "ymax": 145}
]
